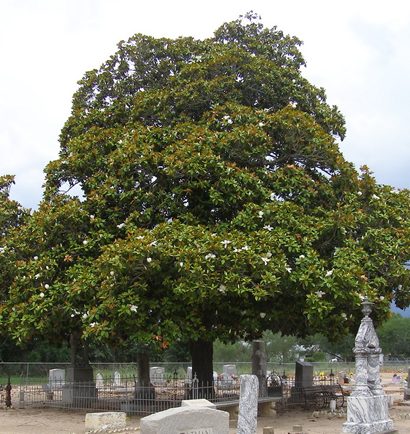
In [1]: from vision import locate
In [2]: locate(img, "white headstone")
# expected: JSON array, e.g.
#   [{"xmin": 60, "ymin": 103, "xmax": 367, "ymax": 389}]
[
  {"xmin": 181, "ymin": 399, "xmax": 216, "ymax": 409},
  {"xmin": 150, "ymin": 366, "xmax": 165, "ymax": 385},
  {"xmin": 237, "ymin": 374, "xmax": 259, "ymax": 434},
  {"xmin": 113, "ymin": 371, "xmax": 121, "ymax": 387},
  {"xmin": 187, "ymin": 367, "xmax": 193, "ymax": 381},
  {"xmin": 223, "ymin": 364, "xmax": 237, "ymax": 377},
  {"xmin": 140, "ymin": 406, "xmax": 229, "ymax": 434},
  {"xmin": 96, "ymin": 373, "xmax": 104, "ymax": 389},
  {"xmin": 343, "ymin": 299, "xmax": 394, "ymax": 433},
  {"xmin": 48, "ymin": 369, "xmax": 65, "ymax": 388}
]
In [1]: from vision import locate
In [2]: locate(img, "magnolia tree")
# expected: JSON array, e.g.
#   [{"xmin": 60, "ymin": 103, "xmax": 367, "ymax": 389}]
[{"xmin": 4, "ymin": 14, "xmax": 410, "ymax": 385}]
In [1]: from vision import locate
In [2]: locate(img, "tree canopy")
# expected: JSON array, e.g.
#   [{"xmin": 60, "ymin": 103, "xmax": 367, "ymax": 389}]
[{"xmin": 2, "ymin": 13, "xmax": 410, "ymax": 381}]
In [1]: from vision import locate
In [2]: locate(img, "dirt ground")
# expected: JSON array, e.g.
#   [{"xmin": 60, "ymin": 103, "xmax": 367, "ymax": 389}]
[{"xmin": 1, "ymin": 373, "xmax": 409, "ymax": 434}]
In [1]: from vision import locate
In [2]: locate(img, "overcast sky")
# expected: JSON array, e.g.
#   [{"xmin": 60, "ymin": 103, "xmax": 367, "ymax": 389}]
[{"xmin": 1, "ymin": 0, "xmax": 410, "ymax": 209}]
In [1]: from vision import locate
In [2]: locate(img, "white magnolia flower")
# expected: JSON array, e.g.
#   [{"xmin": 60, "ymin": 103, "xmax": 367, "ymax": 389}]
[
  {"xmin": 117, "ymin": 223, "xmax": 125, "ymax": 229},
  {"xmin": 270, "ymin": 192, "xmax": 276, "ymax": 201},
  {"xmin": 90, "ymin": 214, "xmax": 95, "ymax": 220},
  {"xmin": 90, "ymin": 322, "xmax": 97, "ymax": 328},
  {"xmin": 179, "ymin": 262, "xmax": 184, "ymax": 267},
  {"xmin": 39, "ymin": 292, "xmax": 45, "ymax": 298},
  {"xmin": 242, "ymin": 245, "xmax": 249, "ymax": 251},
  {"xmin": 221, "ymin": 240, "xmax": 231, "ymax": 248},
  {"xmin": 205, "ymin": 253, "xmax": 216, "ymax": 260},
  {"xmin": 315, "ymin": 290, "xmax": 325, "ymax": 298},
  {"xmin": 218, "ymin": 285, "xmax": 226, "ymax": 293},
  {"xmin": 260, "ymin": 312, "xmax": 266, "ymax": 318},
  {"xmin": 285, "ymin": 266, "xmax": 292, "ymax": 273},
  {"xmin": 44, "ymin": 284, "xmax": 50, "ymax": 289},
  {"xmin": 130, "ymin": 305, "xmax": 138, "ymax": 312},
  {"xmin": 150, "ymin": 240, "xmax": 157, "ymax": 247},
  {"xmin": 258, "ymin": 211, "xmax": 264, "ymax": 218},
  {"xmin": 261, "ymin": 257, "xmax": 271, "ymax": 265},
  {"xmin": 372, "ymin": 194, "xmax": 380, "ymax": 200},
  {"xmin": 147, "ymin": 257, "xmax": 152, "ymax": 263},
  {"xmin": 34, "ymin": 256, "xmax": 39, "ymax": 260},
  {"xmin": 258, "ymin": 122, "xmax": 265, "ymax": 127},
  {"xmin": 357, "ymin": 191, "xmax": 362, "ymax": 196},
  {"xmin": 110, "ymin": 271, "xmax": 115, "ymax": 276},
  {"xmin": 35, "ymin": 273, "xmax": 40, "ymax": 279},
  {"xmin": 83, "ymin": 240, "xmax": 88, "ymax": 245},
  {"xmin": 70, "ymin": 313, "xmax": 75, "ymax": 318},
  {"xmin": 263, "ymin": 225, "xmax": 273, "ymax": 231},
  {"xmin": 82, "ymin": 313, "xmax": 88, "ymax": 319},
  {"xmin": 380, "ymin": 296, "xmax": 385, "ymax": 301},
  {"xmin": 136, "ymin": 235, "xmax": 144, "ymax": 240},
  {"xmin": 223, "ymin": 115, "xmax": 233, "ymax": 124},
  {"xmin": 341, "ymin": 313, "xmax": 347, "ymax": 319},
  {"xmin": 325, "ymin": 269, "xmax": 334, "ymax": 277},
  {"xmin": 0, "ymin": 247, "xmax": 5, "ymax": 253}
]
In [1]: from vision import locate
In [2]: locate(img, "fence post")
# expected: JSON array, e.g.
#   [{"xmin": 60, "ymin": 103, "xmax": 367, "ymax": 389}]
[{"xmin": 192, "ymin": 373, "xmax": 199, "ymax": 400}]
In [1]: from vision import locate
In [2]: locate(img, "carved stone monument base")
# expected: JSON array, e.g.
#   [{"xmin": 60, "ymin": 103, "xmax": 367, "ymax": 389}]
[{"xmin": 343, "ymin": 395, "xmax": 394, "ymax": 433}]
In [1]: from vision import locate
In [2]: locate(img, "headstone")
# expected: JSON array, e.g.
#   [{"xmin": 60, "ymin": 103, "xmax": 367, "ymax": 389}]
[
  {"xmin": 48, "ymin": 368, "xmax": 65, "ymax": 389},
  {"xmin": 113, "ymin": 371, "xmax": 121, "ymax": 387},
  {"xmin": 295, "ymin": 360, "xmax": 313, "ymax": 388},
  {"xmin": 252, "ymin": 340, "xmax": 268, "ymax": 397},
  {"xmin": 223, "ymin": 364, "xmax": 237, "ymax": 377},
  {"xmin": 85, "ymin": 412, "xmax": 126, "ymax": 430},
  {"xmin": 186, "ymin": 367, "xmax": 193, "ymax": 382},
  {"xmin": 237, "ymin": 374, "xmax": 259, "ymax": 434},
  {"xmin": 181, "ymin": 399, "xmax": 216, "ymax": 409},
  {"xmin": 96, "ymin": 372, "xmax": 104, "ymax": 389},
  {"xmin": 343, "ymin": 298, "xmax": 395, "ymax": 433},
  {"xmin": 220, "ymin": 364, "xmax": 237, "ymax": 389},
  {"xmin": 140, "ymin": 406, "xmax": 229, "ymax": 434},
  {"xmin": 150, "ymin": 366, "xmax": 166, "ymax": 385}
]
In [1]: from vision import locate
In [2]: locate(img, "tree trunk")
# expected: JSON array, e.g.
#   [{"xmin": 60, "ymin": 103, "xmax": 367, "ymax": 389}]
[
  {"xmin": 252, "ymin": 339, "xmax": 267, "ymax": 397},
  {"xmin": 135, "ymin": 350, "xmax": 155, "ymax": 399},
  {"xmin": 67, "ymin": 332, "xmax": 95, "ymax": 406},
  {"xmin": 70, "ymin": 331, "xmax": 90, "ymax": 367},
  {"xmin": 190, "ymin": 338, "xmax": 214, "ymax": 398},
  {"xmin": 137, "ymin": 351, "xmax": 151, "ymax": 387}
]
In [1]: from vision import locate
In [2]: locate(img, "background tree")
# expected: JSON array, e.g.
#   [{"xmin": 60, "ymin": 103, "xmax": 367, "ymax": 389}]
[
  {"xmin": 377, "ymin": 314, "xmax": 410, "ymax": 358},
  {"xmin": 4, "ymin": 13, "xmax": 410, "ymax": 387}
]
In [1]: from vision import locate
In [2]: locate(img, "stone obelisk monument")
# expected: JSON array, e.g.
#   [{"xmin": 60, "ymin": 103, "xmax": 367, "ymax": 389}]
[{"xmin": 343, "ymin": 298, "xmax": 395, "ymax": 433}]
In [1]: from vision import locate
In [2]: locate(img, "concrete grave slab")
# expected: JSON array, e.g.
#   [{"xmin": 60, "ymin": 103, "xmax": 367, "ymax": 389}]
[{"xmin": 140, "ymin": 406, "xmax": 229, "ymax": 434}]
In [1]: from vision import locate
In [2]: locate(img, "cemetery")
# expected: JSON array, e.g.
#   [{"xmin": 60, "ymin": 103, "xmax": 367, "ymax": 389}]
[{"xmin": 2, "ymin": 299, "xmax": 410, "ymax": 432}]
